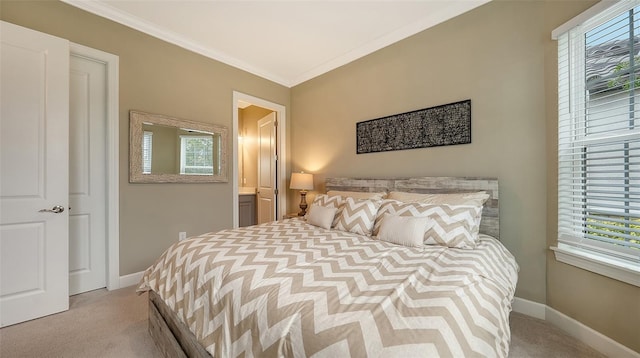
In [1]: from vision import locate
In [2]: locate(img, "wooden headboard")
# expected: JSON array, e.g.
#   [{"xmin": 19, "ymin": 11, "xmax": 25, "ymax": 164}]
[{"xmin": 326, "ymin": 177, "xmax": 499, "ymax": 239}]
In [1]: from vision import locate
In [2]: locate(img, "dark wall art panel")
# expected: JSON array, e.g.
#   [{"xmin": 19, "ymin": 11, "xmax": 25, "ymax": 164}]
[{"xmin": 356, "ymin": 99, "xmax": 471, "ymax": 154}]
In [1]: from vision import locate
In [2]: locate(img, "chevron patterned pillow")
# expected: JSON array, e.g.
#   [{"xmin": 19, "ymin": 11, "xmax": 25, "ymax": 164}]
[
  {"xmin": 334, "ymin": 197, "xmax": 382, "ymax": 236},
  {"xmin": 374, "ymin": 200, "xmax": 482, "ymax": 249},
  {"xmin": 422, "ymin": 205, "xmax": 482, "ymax": 249},
  {"xmin": 310, "ymin": 194, "xmax": 344, "ymax": 209}
]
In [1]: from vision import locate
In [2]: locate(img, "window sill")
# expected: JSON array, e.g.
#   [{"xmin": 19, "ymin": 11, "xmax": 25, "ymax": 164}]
[{"xmin": 551, "ymin": 244, "xmax": 640, "ymax": 287}]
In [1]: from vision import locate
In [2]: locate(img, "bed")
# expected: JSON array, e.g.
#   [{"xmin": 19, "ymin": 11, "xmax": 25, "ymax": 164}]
[{"xmin": 138, "ymin": 177, "xmax": 518, "ymax": 357}]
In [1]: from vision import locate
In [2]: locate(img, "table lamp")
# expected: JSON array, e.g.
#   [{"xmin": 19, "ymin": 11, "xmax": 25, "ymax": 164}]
[{"xmin": 290, "ymin": 172, "xmax": 314, "ymax": 216}]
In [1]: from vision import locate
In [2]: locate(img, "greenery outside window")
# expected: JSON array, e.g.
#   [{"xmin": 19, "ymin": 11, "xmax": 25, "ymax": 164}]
[{"xmin": 554, "ymin": 1, "xmax": 640, "ymax": 286}]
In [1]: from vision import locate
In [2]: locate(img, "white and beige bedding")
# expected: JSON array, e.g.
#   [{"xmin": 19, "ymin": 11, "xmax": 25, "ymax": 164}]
[{"xmin": 138, "ymin": 218, "xmax": 518, "ymax": 357}]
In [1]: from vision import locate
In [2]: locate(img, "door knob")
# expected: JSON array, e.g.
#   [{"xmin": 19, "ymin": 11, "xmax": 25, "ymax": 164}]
[{"xmin": 39, "ymin": 205, "xmax": 65, "ymax": 213}]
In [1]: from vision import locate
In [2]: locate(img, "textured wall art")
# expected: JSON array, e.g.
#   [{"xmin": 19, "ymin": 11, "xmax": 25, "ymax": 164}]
[{"xmin": 356, "ymin": 99, "xmax": 471, "ymax": 154}]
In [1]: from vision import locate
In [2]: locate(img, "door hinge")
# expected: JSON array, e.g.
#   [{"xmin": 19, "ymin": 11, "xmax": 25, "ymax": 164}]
[
  {"xmin": 274, "ymin": 119, "xmax": 278, "ymax": 128},
  {"xmin": 275, "ymin": 188, "xmax": 279, "ymax": 195}
]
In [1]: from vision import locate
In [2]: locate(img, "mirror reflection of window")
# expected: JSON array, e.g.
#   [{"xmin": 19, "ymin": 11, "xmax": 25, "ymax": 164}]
[
  {"xmin": 180, "ymin": 135, "xmax": 214, "ymax": 175},
  {"xmin": 129, "ymin": 110, "xmax": 228, "ymax": 183},
  {"xmin": 142, "ymin": 131, "xmax": 153, "ymax": 174}
]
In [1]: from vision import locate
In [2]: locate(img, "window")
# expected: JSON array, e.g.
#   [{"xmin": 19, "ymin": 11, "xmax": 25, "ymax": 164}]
[
  {"xmin": 180, "ymin": 135, "xmax": 214, "ymax": 175},
  {"xmin": 555, "ymin": 1, "xmax": 640, "ymax": 286},
  {"xmin": 142, "ymin": 131, "xmax": 153, "ymax": 174}
]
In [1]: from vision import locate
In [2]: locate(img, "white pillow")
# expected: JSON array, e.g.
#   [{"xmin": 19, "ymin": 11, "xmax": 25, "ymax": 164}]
[
  {"xmin": 307, "ymin": 194, "xmax": 345, "ymax": 227},
  {"xmin": 377, "ymin": 215, "xmax": 429, "ymax": 248},
  {"xmin": 306, "ymin": 205, "xmax": 338, "ymax": 230},
  {"xmin": 328, "ymin": 190, "xmax": 386, "ymax": 201},
  {"xmin": 387, "ymin": 191, "xmax": 489, "ymax": 207}
]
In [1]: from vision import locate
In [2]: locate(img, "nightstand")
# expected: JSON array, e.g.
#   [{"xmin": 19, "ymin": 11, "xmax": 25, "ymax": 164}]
[{"xmin": 283, "ymin": 213, "xmax": 303, "ymax": 220}]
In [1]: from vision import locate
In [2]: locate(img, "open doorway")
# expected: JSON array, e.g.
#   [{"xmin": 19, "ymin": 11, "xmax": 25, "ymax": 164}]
[{"xmin": 232, "ymin": 92, "xmax": 287, "ymax": 228}]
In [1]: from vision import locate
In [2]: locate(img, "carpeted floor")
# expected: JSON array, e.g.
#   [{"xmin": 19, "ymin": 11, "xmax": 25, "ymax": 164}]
[
  {"xmin": 0, "ymin": 287, "xmax": 160, "ymax": 358},
  {"xmin": 0, "ymin": 286, "xmax": 607, "ymax": 357}
]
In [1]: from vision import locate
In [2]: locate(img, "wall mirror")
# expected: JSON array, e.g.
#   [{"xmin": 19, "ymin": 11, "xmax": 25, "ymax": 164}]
[{"xmin": 129, "ymin": 110, "xmax": 228, "ymax": 183}]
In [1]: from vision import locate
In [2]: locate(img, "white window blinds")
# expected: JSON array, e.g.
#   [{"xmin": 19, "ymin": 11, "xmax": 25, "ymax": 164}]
[
  {"xmin": 142, "ymin": 131, "xmax": 153, "ymax": 174},
  {"xmin": 558, "ymin": 1, "xmax": 640, "ymax": 264}
]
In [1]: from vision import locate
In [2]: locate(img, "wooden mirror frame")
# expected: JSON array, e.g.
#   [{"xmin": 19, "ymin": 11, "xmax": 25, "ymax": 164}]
[{"xmin": 129, "ymin": 110, "xmax": 228, "ymax": 183}]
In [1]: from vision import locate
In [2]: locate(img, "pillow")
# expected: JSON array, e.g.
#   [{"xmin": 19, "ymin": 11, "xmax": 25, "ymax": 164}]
[
  {"xmin": 387, "ymin": 191, "xmax": 489, "ymax": 207},
  {"xmin": 374, "ymin": 200, "xmax": 482, "ymax": 249},
  {"xmin": 423, "ymin": 205, "xmax": 482, "ymax": 249},
  {"xmin": 377, "ymin": 215, "xmax": 429, "ymax": 248},
  {"xmin": 334, "ymin": 197, "xmax": 381, "ymax": 236},
  {"xmin": 306, "ymin": 205, "xmax": 338, "ymax": 230},
  {"xmin": 385, "ymin": 192, "xmax": 487, "ymax": 239},
  {"xmin": 307, "ymin": 194, "xmax": 344, "ymax": 227},
  {"xmin": 328, "ymin": 190, "xmax": 386, "ymax": 201},
  {"xmin": 310, "ymin": 194, "xmax": 344, "ymax": 209}
]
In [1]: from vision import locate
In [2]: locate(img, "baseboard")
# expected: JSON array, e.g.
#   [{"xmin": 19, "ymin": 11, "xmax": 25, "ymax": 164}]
[
  {"xmin": 119, "ymin": 271, "xmax": 144, "ymax": 288},
  {"xmin": 512, "ymin": 297, "xmax": 546, "ymax": 320},
  {"xmin": 513, "ymin": 296, "xmax": 639, "ymax": 358},
  {"xmin": 545, "ymin": 306, "xmax": 640, "ymax": 358}
]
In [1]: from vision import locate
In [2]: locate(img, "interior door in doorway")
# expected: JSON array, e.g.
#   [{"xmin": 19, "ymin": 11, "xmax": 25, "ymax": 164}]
[
  {"xmin": 0, "ymin": 21, "xmax": 70, "ymax": 327},
  {"xmin": 68, "ymin": 52, "xmax": 107, "ymax": 295},
  {"xmin": 257, "ymin": 112, "xmax": 277, "ymax": 224}
]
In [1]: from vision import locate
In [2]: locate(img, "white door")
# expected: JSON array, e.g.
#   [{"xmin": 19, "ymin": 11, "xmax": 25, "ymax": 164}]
[
  {"xmin": 257, "ymin": 112, "xmax": 277, "ymax": 224},
  {"xmin": 0, "ymin": 21, "xmax": 70, "ymax": 327},
  {"xmin": 68, "ymin": 53, "xmax": 107, "ymax": 295}
]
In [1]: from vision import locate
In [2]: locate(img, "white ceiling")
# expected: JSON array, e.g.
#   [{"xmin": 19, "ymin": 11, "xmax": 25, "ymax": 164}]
[{"xmin": 62, "ymin": 0, "xmax": 490, "ymax": 87}]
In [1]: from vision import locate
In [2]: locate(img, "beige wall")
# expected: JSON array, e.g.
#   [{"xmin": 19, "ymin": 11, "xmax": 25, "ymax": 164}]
[
  {"xmin": 290, "ymin": 0, "xmax": 638, "ymax": 352},
  {"xmin": 0, "ymin": 0, "xmax": 290, "ymax": 275}
]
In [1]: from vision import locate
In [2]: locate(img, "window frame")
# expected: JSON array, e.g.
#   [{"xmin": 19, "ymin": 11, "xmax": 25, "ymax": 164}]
[
  {"xmin": 553, "ymin": 0, "xmax": 640, "ymax": 287},
  {"xmin": 179, "ymin": 135, "xmax": 215, "ymax": 175}
]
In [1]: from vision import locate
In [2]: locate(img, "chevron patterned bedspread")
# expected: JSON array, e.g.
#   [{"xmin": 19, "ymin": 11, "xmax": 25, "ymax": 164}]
[{"xmin": 138, "ymin": 219, "xmax": 518, "ymax": 357}]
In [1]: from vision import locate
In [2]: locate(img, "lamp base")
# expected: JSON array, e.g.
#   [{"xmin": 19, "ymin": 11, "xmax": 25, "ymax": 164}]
[{"xmin": 298, "ymin": 190, "xmax": 308, "ymax": 216}]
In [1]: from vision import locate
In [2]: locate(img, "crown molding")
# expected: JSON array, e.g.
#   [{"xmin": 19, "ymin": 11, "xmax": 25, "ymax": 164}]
[
  {"xmin": 63, "ymin": 0, "xmax": 489, "ymax": 88},
  {"xmin": 289, "ymin": 0, "xmax": 490, "ymax": 86},
  {"xmin": 61, "ymin": 0, "xmax": 291, "ymax": 86}
]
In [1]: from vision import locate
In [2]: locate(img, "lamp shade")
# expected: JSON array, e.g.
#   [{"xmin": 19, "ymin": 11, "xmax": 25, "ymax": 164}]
[{"xmin": 290, "ymin": 172, "xmax": 314, "ymax": 190}]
